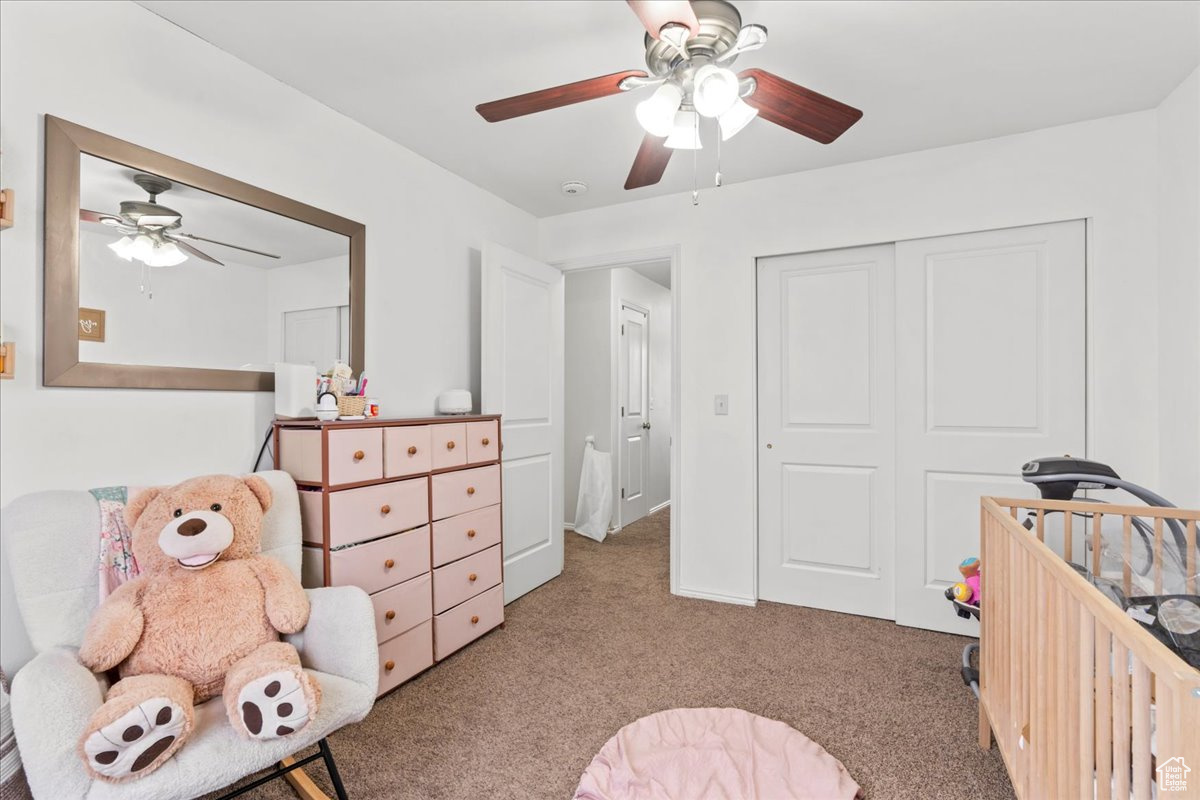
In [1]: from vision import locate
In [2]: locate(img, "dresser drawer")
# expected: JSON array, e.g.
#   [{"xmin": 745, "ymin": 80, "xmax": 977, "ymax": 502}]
[
  {"xmin": 377, "ymin": 619, "xmax": 433, "ymax": 696},
  {"xmin": 371, "ymin": 573, "xmax": 431, "ymax": 644},
  {"xmin": 434, "ymin": 584, "xmax": 503, "ymax": 660},
  {"xmin": 430, "ymin": 423, "xmax": 467, "ymax": 471},
  {"xmin": 384, "ymin": 425, "xmax": 432, "ymax": 478},
  {"xmin": 431, "ymin": 464, "xmax": 500, "ymax": 520},
  {"xmin": 279, "ymin": 429, "xmax": 322, "ymax": 484},
  {"xmin": 327, "ymin": 428, "xmax": 383, "ymax": 487},
  {"xmin": 432, "ymin": 504, "xmax": 501, "ymax": 567},
  {"xmin": 328, "ymin": 526, "xmax": 429, "ymax": 595},
  {"xmin": 298, "ymin": 489, "xmax": 324, "ymax": 546},
  {"xmin": 327, "ymin": 478, "xmax": 428, "ymax": 548},
  {"xmin": 432, "ymin": 544, "xmax": 502, "ymax": 614},
  {"xmin": 466, "ymin": 420, "xmax": 499, "ymax": 464}
]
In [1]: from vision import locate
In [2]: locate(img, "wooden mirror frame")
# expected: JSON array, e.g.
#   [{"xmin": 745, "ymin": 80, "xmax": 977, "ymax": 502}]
[{"xmin": 44, "ymin": 115, "xmax": 365, "ymax": 390}]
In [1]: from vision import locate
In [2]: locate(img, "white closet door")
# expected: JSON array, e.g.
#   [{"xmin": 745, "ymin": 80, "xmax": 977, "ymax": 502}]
[
  {"xmin": 894, "ymin": 220, "xmax": 1086, "ymax": 633},
  {"xmin": 618, "ymin": 303, "xmax": 651, "ymax": 526},
  {"xmin": 481, "ymin": 242, "xmax": 565, "ymax": 603},
  {"xmin": 757, "ymin": 245, "xmax": 897, "ymax": 619}
]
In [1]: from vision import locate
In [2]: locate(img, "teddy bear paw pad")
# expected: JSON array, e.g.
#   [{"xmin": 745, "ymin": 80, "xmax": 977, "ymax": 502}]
[
  {"xmin": 238, "ymin": 670, "xmax": 311, "ymax": 739},
  {"xmin": 83, "ymin": 698, "xmax": 186, "ymax": 778}
]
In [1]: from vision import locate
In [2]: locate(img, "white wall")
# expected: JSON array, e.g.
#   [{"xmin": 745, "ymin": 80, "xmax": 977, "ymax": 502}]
[
  {"xmin": 0, "ymin": 0, "xmax": 537, "ymax": 674},
  {"xmin": 540, "ymin": 111, "xmax": 1161, "ymax": 603},
  {"xmin": 612, "ymin": 268, "xmax": 671, "ymax": 515},
  {"xmin": 1155, "ymin": 66, "xmax": 1200, "ymax": 508},
  {"xmin": 265, "ymin": 255, "xmax": 350, "ymax": 363},
  {"xmin": 78, "ymin": 228, "xmax": 270, "ymax": 369},
  {"xmin": 564, "ymin": 269, "xmax": 613, "ymax": 526}
]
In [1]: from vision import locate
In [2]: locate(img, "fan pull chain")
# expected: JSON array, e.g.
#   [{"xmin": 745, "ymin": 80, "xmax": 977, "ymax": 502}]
[
  {"xmin": 691, "ymin": 113, "xmax": 700, "ymax": 206},
  {"xmin": 140, "ymin": 261, "xmax": 147, "ymax": 295}
]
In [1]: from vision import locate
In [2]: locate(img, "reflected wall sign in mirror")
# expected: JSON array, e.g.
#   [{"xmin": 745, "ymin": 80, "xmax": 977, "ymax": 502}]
[{"xmin": 45, "ymin": 116, "xmax": 365, "ymax": 390}]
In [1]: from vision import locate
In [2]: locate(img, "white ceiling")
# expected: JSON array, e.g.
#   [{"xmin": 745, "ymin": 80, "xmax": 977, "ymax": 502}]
[
  {"xmin": 138, "ymin": 0, "xmax": 1200, "ymax": 217},
  {"xmin": 80, "ymin": 153, "xmax": 349, "ymax": 268},
  {"xmin": 628, "ymin": 259, "xmax": 672, "ymax": 289}
]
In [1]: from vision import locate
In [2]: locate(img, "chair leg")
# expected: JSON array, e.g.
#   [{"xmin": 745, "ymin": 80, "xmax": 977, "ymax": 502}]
[{"xmin": 319, "ymin": 738, "xmax": 350, "ymax": 800}]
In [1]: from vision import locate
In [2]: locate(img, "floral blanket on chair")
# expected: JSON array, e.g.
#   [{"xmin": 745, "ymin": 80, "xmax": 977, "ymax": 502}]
[{"xmin": 89, "ymin": 486, "xmax": 144, "ymax": 601}]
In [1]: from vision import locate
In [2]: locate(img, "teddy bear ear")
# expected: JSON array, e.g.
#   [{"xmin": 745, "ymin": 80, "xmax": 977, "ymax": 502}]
[
  {"xmin": 124, "ymin": 487, "xmax": 162, "ymax": 528},
  {"xmin": 243, "ymin": 474, "xmax": 273, "ymax": 513}
]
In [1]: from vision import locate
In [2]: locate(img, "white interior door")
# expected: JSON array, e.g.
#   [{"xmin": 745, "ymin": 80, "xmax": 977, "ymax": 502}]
[
  {"xmin": 894, "ymin": 220, "xmax": 1086, "ymax": 633},
  {"xmin": 757, "ymin": 244, "xmax": 897, "ymax": 619},
  {"xmin": 283, "ymin": 306, "xmax": 342, "ymax": 369},
  {"xmin": 481, "ymin": 242, "xmax": 565, "ymax": 603},
  {"xmin": 618, "ymin": 303, "xmax": 651, "ymax": 527}
]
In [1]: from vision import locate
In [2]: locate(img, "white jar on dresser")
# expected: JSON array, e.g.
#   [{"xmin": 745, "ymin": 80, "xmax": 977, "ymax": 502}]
[{"xmin": 273, "ymin": 415, "xmax": 504, "ymax": 696}]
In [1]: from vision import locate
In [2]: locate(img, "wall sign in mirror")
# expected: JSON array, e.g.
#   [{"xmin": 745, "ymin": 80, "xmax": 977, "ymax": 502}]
[
  {"xmin": 78, "ymin": 307, "xmax": 105, "ymax": 342},
  {"xmin": 44, "ymin": 116, "xmax": 365, "ymax": 390}
]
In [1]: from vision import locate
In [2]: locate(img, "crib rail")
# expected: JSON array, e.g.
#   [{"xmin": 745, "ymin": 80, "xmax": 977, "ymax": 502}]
[{"xmin": 979, "ymin": 497, "xmax": 1200, "ymax": 800}]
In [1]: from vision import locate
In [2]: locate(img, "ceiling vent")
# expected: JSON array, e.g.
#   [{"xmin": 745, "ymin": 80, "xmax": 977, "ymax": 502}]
[{"xmin": 560, "ymin": 181, "xmax": 588, "ymax": 196}]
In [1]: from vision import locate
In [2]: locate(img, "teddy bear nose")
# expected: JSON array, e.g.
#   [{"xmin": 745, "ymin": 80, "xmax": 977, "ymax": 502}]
[{"xmin": 177, "ymin": 518, "xmax": 207, "ymax": 537}]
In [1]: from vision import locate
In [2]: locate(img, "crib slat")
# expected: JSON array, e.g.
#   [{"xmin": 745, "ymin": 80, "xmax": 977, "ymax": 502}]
[
  {"xmin": 1064, "ymin": 587, "xmax": 1079, "ymax": 800},
  {"xmin": 1122, "ymin": 516, "xmax": 1132, "ymax": 596},
  {"xmin": 1187, "ymin": 519, "xmax": 1197, "ymax": 594},
  {"xmin": 1095, "ymin": 622, "xmax": 1112, "ymax": 800},
  {"xmin": 1078, "ymin": 606, "xmax": 1094, "ymax": 800},
  {"xmin": 1064, "ymin": 509, "xmax": 1073, "ymax": 562},
  {"xmin": 1131, "ymin": 660, "xmax": 1151, "ymax": 800},
  {"xmin": 1152, "ymin": 517, "xmax": 1163, "ymax": 595},
  {"xmin": 1112, "ymin": 640, "xmax": 1131, "ymax": 800},
  {"xmin": 1036, "ymin": 508, "xmax": 1045, "ymax": 542},
  {"xmin": 1092, "ymin": 511, "xmax": 1103, "ymax": 577}
]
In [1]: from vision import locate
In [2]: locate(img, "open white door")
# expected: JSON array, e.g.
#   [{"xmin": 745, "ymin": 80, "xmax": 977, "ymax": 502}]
[
  {"xmin": 618, "ymin": 302, "xmax": 651, "ymax": 527},
  {"xmin": 481, "ymin": 243, "xmax": 564, "ymax": 603}
]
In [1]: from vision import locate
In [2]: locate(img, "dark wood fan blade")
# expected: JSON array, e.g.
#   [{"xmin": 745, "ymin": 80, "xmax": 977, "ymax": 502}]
[
  {"xmin": 80, "ymin": 208, "xmax": 113, "ymax": 224},
  {"xmin": 175, "ymin": 232, "xmax": 280, "ymax": 259},
  {"xmin": 477, "ymin": 70, "xmax": 649, "ymax": 122},
  {"xmin": 169, "ymin": 237, "xmax": 224, "ymax": 266},
  {"xmin": 625, "ymin": 134, "xmax": 673, "ymax": 190},
  {"xmin": 626, "ymin": 0, "xmax": 700, "ymax": 39},
  {"xmin": 740, "ymin": 68, "xmax": 863, "ymax": 144}
]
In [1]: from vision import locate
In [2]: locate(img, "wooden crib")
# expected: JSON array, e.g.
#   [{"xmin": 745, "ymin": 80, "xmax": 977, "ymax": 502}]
[{"xmin": 979, "ymin": 497, "xmax": 1200, "ymax": 800}]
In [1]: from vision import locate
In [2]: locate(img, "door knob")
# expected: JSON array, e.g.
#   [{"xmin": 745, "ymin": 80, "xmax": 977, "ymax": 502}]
[{"xmin": 642, "ymin": 422, "xmax": 651, "ymax": 430}]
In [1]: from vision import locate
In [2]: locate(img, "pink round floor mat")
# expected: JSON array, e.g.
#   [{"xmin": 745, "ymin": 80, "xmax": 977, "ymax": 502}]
[{"xmin": 574, "ymin": 707, "xmax": 863, "ymax": 800}]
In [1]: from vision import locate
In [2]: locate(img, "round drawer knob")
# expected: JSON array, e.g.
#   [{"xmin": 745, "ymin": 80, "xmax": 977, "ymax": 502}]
[
  {"xmin": 380, "ymin": 504, "xmax": 391, "ymax": 515},
  {"xmin": 384, "ymin": 660, "xmax": 395, "ymax": 672},
  {"xmin": 482, "ymin": 437, "xmax": 490, "ymax": 446},
  {"xmin": 385, "ymin": 610, "xmax": 396, "ymax": 621},
  {"xmin": 466, "ymin": 486, "xmax": 476, "ymax": 496},
  {"xmin": 408, "ymin": 445, "xmax": 417, "ymax": 456},
  {"xmin": 384, "ymin": 559, "xmax": 395, "ymax": 569},
  {"xmin": 446, "ymin": 441, "xmax": 456, "ymax": 450},
  {"xmin": 470, "ymin": 615, "xmax": 480, "ymax": 625},
  {"xmin": 468, "ymin": 573, "xmax": 477, "ymax": 582},
  {"xmin": 353, "ymin": 450, "xmax": 365, "ymax": 461},
  {"xmin": 467, "ymin": 529, "xmax": 477, "ymax": 539}
]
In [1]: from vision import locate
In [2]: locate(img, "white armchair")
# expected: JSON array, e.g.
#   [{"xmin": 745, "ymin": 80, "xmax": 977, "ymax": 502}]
[{"xmin": 2, "ymin": 471, "xmax": 377, "ymax": 800}]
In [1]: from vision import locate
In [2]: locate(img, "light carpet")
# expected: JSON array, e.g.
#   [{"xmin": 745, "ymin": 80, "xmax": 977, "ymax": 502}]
[{"xmin": 209, "ymin": 509, "xmax": 1013, "ymax": 799}]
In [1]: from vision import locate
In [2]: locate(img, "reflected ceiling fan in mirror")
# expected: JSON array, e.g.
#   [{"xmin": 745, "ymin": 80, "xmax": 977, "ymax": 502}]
[
  {"xmin": 81, "ymin": 173, "xmax": 281, "ymax": 268},
  {"xmin": 475, "ymin": 0, "xmax": 863, "ymax": 198}
]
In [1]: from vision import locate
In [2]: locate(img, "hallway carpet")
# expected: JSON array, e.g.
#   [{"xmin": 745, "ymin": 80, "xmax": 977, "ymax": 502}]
[{"xmin": 219, "ymin": 509, "xmax": 1014, "ymax": 799}]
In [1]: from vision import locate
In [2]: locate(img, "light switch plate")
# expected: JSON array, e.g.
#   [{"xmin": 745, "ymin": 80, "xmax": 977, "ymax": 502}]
[{"xmin": 714, "ymin": 394, "xmax": 729, "ymax": 415}]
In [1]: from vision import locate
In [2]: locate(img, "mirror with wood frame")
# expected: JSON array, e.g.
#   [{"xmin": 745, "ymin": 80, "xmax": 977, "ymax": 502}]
[{"xmin": 44, "ymin": 115, "xmax": 365, "ymax": 390}]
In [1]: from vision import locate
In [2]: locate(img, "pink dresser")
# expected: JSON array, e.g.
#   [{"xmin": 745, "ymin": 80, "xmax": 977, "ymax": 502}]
[{"xmin": 274, "ymin": 415, "xmax": 504, "ymax": 696}]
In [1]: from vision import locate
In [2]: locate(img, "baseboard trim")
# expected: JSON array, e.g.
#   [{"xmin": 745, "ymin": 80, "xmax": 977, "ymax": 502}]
[
  {"xmin": 674, "ymin": 586, "xmax": 757, "ymax": 607},
  {"xmin": 648, "ymin": 500, "xmax": 671, "ymax": 515}
]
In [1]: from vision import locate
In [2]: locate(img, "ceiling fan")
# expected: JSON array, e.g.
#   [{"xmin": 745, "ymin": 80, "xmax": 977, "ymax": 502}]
[
  {"xmin": 476, "ymin": 0, "xmax": 863, "ymax": 192},
  {"xmin": 80, "ymin": 173, "xmax": 281, "ymax": 267}
]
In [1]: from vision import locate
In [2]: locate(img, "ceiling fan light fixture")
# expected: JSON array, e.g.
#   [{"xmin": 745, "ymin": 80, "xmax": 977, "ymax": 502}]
[
  {"xmin": 127, "ymin": 234, "xmax": 157, "ymax": 263},
  {"xmin": 657, "ymin": 23, "xmax": 691, "ymax": 57},
  {"xmin": 636, "ymin": 82, "xmax": 683, "ymax": 137},
  {"xmin": 719, "ymin": 98, "xmax": 758, "ymax": 141},
  {"xmin": 692, "ymin": 65, "xmax": 740, "ymax": 118},
  {"xmin": 717, "ymin": 24, "xmax": 768, "ymax": 63},
  {"xmin": 108, "ymin": 235, "xmax": 136, "ymax": 261},
  {"xmin": 665, "ymin": 110, "xmax": 702, "ymax": 150},
  {"xmin": 145, "ymin": 241, "xmax": 188, "ymax": 268}
]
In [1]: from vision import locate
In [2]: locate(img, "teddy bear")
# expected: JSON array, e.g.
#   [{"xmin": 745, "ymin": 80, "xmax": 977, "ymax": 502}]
[{"xmin": 76, "ymin": 474, "xmax": 321, "ymax": 781}]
